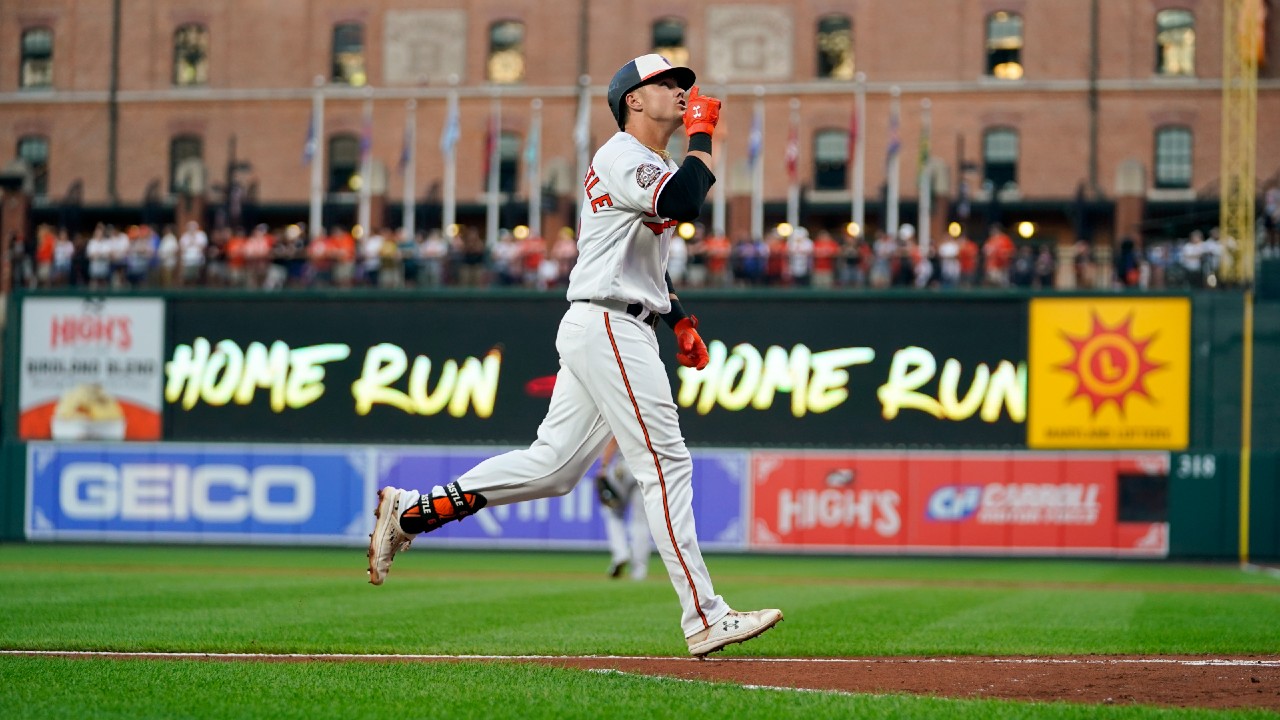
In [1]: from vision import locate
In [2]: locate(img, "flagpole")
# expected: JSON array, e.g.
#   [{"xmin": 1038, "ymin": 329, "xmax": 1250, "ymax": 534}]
[
  {"xmin": 751, "ymin": 86, "xmax": 765, "ymax": 241},
  {"xmin": 852, "ymin": 72, "xmax": 866, "ymax": 236},
  {"xmin": 403, "ymin": 98, "xmax": 417, "ymax": 241},
  {"xmin": 917, "ymin": 98, "xmax": 932, "ymax": 253},
  {"xmin": 442, "ymin": 75, "xmax": 459, "ymax": 239},
  {"xmin": 485, "ymin": 90, "xmax": 501, "ymax": 249},
  {"xmin": 886, "ymin": 85, "xmax": 901, "ymax": 239},
  {"xmin": 309, "ymin": 75, "xmax": 325, "ymax": 241},
  {"xmin": 358, "ymin": 86, "xmax": 373, "ymax": 236},
  {"xmin": 787, "ymin": 97, "xmax": 800, "ymax": 229},
  {"xmin": 712, "ymin": 77, "xmax": 728, "ymax": 238},
  {"xmin": 574, "ymin": 74, "xmax": 591, "ymax": 219},
  {"xmin": 528, "ymin": 98, "xmax": 542, "ymax": 237}
]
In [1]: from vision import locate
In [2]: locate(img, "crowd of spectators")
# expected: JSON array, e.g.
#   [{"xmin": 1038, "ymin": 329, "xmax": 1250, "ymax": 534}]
[{"xmin": 6, "ymin": 216, "xmax": 1262, "ymax": 293}]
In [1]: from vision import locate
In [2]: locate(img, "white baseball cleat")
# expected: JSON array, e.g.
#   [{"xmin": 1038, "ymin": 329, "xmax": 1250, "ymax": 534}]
[
  {"xmin": 686, "ymin": 608, "xmax": 784, "ymax": 657},
  {"xmin": 367, "ymin": 486, "xmax": 419, "ymax": 586}
]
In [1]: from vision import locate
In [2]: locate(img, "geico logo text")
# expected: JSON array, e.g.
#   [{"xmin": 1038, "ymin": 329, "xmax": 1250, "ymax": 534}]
[{"xmin": 59, "ymin": 463, "xmax": 315, "ymax": 523}]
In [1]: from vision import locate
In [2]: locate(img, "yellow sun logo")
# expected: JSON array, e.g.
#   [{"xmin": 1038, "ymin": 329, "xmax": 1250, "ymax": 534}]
[{"xmin": 1058, "ymin": 313, "xmax": 1164, "ymax": 416}]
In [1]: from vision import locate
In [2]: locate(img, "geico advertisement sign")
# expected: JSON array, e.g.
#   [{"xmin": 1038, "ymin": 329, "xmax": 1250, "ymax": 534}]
[
  {"xmin": 166, "ymin": 338, "xmax": 501, "ymax": 418},
  {"xmin": 27, "ymin": 444, "xmax": 367, "ymax": 540},
  {"xmin": 751, "ymin": 451, "xmax": 1169, "ymax": 555},
  {"xmin": 60, "ymin": 463, "xmax": 313, "ymax": 523}
]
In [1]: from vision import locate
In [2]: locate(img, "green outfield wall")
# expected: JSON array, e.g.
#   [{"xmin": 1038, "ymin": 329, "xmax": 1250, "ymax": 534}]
[{"xmin": 2, "ymin": 288, "xmax": 1275, "ymax": 560}]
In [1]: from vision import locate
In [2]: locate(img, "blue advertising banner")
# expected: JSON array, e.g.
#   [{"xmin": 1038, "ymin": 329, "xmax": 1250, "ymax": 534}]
[
  {"xmin": 26, "ymin": 443, "xmax": 370, "ymax": 544},
  {"xmin": 376, "ymin": 446, "xmax": 748, "ymax": 550}
]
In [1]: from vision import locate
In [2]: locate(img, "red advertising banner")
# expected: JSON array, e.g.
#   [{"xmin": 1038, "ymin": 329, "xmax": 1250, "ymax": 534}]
[{"xmin": 751, "ymin": 451, "xmax": 1168, "ymax": 557}]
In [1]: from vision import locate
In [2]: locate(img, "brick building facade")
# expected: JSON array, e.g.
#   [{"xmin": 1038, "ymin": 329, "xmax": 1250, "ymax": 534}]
[{"xmin": 1, "ymin": 0, "xmax": 1278, "ymax": 248}]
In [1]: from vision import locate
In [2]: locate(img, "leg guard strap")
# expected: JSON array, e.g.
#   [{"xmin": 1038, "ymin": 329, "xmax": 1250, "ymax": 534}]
[{"xmin": 399, "ymin": 482, "xmax": 487, "ymax": 534}]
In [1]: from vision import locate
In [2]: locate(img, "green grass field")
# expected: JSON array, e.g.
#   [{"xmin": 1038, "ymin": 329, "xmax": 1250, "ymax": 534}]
[{"xmin": 1, "ymin": 544, "xmax": 1277, "ymax": 719}]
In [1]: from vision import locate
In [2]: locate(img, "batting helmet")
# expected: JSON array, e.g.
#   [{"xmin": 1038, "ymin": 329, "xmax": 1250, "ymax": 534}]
[{"xmin": 607, "ymin": 54, "xmax": 696, "ymax": 129}]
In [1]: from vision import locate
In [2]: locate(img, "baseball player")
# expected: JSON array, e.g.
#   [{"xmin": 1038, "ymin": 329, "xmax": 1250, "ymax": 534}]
[
  {"xmin": 594, "ymin": 437, "xmax": 652, "ymax": 580},
  {"xmin": 368, "ymin": 53, "xmax": 783, "ymax": 657}
]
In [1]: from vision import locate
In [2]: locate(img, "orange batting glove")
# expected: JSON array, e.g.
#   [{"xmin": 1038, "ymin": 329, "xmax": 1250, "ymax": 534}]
[
  {"xmin": 683, "ymin": 86, "xmax": 721, "ymax": 138},
  {"xmin": 674, "ymin": 316, "xmax": 709, "ymax": 370}
]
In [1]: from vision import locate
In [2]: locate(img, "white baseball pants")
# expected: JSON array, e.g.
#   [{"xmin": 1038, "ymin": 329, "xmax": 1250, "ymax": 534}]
[{"xmin": 450, "ymin": 301, "xmax": 729, "ymax": 636}]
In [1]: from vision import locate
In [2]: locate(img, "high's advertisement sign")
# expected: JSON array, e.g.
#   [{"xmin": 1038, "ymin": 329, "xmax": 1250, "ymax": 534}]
[
  {"xmin": 750, "ymin": 450, "xmax": 1169, "ymax": 557},
  {"xmin": 19, "ymin": 298, "xmax": 165, "ymax": 441},
  {"xmin": 1028, "ymin": 298, "xmax": 1190, "ymax": 449}
]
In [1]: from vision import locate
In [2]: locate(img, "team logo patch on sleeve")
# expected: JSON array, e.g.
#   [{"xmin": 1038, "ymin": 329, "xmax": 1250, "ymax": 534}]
[{"xmin": 636, "ymin": 164, "xmax": 663, "ymax": 189}]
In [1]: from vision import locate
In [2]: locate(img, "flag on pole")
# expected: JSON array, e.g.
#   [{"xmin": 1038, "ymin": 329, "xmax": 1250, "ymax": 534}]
[
  {"xmin": 886, "ymin": 104, "xmax": 901, "ymax": 168},
  {"xmin": 398, "ymin": 116, "xmax": 412, "ymax": 172},
  {"xmin": 785, "ymin": 113, "xmax": 799, "ymax": 183},
  {"xmin": 483, "ymin": 114, "xmax": 498, "ymax": 184},
  {"xmin": 439, "ymin": 101, "xmax": 460, "ymax": 154},
  {"xmin": 747, "ymin": 105, "xmax": 763, "ymax": 168},
  {"xmin": 302, "ymin": 114, "xmax": 317, "ymax": 166},
  {"xmin": 359, "ymin": 113, "xmax": 372, "ymax": 164},
  {"xmin": 846, "ymin": 101, "xmax": 859, "ymax": 166}
]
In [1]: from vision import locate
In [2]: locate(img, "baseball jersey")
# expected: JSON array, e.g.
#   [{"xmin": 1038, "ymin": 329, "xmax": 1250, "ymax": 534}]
[{"xmin": 566, "ymin": 132, "xmax": 679, "ymax": 314}]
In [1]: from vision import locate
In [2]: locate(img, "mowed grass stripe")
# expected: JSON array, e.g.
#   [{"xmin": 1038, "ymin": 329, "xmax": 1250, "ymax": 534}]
[{"xmin": 0, "ymin": 656, "xmax": 1270, "ymax": 720}]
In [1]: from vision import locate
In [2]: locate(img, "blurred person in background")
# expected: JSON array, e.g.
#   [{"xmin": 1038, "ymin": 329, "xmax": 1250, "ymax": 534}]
[
  {"xmin": 703, "ymin": 231, "xmax": 732, "ymax": 287},
  {"xmin": 307, "ymin": 228, "xmax": 333, "ymax": 287},
  {"xmin": 329, "ymin": 226, "xmax": 356, "ymax": 288},
  {"xmin": 491, "ymin": 229, "xmax": 523, "ymax": 287},
  {"xmin": 519, "ymin": 229, "xmax": 546, "ymax": 287},
  {"xmin": 593, "ymin": 437, "xmax": 652, "ymax": 581},
  {"xmin": 684, "ymin": 227, "xmax": 707, "ymax": 287},
  {"xmin": 34, "ymin": 224, "xmax": 55, "ymax": 287},
  {"xmin": 1034, "ymin": 244, "xmax": 1057, "ymax": 289},
  {"xmin": 243, "ymin": 224, "xmax": 274, "ymax": 289},
  {"xmin": 957, "ymin": 232, "xmax": 979, "ymax": 288},
  {"xmin": 870, "ymin": 231, "xmax": 895, "ymax": 288},
  {"xmin": 983, "ymin": 224, "xmax": 1015, "ymax": 287},
  {"xmin": 812, "ymin": 230, "xmax": 840, "ymax": 289},
  {"xmin": 787, "ymin": 227, "xmax": 814, "ymax": 287},
  {"xmin": 764, "ymin": 230, "xmax": 787, "ymax": 286},
  {"xmin": 419, "ymin": 229, "xmax": 450, "ymax": 287},
  {"xmin": 1010, "ymin": 244, "xmax": 1035, "ymax": 288},
  {"xmin": 667, "ymin": 228, "xmax": 688, "ymax": 285},
  {"xmin": 1203, "ymin": 229, "xmax": 1223, "ymax": 286},
  {"xmin": 224, "ymin": 228, "xmax": 248, "ymax": 288},
  {"xmin": 377, "ymin": 227, "xmax": 403, "ymax": 288},
  {"xmin": 398, "ymin": 230, "xmax": 421, "ymax": 287},
  {"xmin": 53, "ymin": 228, "xmax": 75, "ymax": 287},
  {"xmin": 157, "ymin": 225, "xmax": 179, "ymax": 287},
  {"xmin": 178, "ymin": 221, "xmax": 207, "ymax": 286},
  {"xmin": 360, "ymin": 226, "xmax": 386, "ymax": 287},
  {"xmin": 457, "ymin": 227, "xmax": 488, "ymax": 287},
  {"xmin": 1181, "ymin": 230, "xmax": 1205, "ymax": 288},
  {"xmin": 125, "ymin": 225, "xmax": 155, "ymax": 288},
  {"xmin": 550, "ymin": 226, "xmax": 578, "ymax": 285},
  {"xmin": 1114, "ymin": 236, "xmax": 1140, "ymax": 289},
  {"xmin": 937, "ymin": 233, "xmax": 961, "ymax": 288},
  {"xmin": 1072, "ymin": 238, "xmax": 1095, "ymax": 289},
  {"xmin": 86, "ymin": 224, "xmax": 112, "ymax": 289},
  {"xmin": 1264, "ymin": 184, "xmax": 1280, "ymax": 258},
  {"xmin": 107, "ymin": 224, "xmax": 130, "ymax": 288}
]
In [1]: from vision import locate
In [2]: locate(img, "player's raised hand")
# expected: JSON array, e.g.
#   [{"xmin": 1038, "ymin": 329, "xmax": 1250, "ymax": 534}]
[
  {"xmin": 683, "ymin": 86, "xmax": 721, "ymax": 138},
  {"xmin": 673, "ymin": 316, "xmax": 709, "ymax": 370}
]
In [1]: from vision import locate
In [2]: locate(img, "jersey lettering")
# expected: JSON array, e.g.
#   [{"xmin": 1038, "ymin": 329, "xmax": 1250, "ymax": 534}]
[{"xmin": 591, "ymin": 194, "xmax": 615, "ymax": 212}]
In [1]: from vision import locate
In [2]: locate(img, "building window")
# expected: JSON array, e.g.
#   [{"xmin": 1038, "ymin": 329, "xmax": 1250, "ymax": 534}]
[
  {"xmin": 169, "ymin": 136, "xmax": 203, "ymax": 194},
  {"xmin": 498, "ymin": 132, "xmax": 521, "ymax": 194},
  {"xmin": 813, "ymin": 129, "xmax": 848, "ymax": 191},
  {"xmin": 17, "ymin": 136, "xmax": 49, "ymax": 196},
  {"xmin": 1154, "ymin": 126, "xmax": 1193, "ymax": 189},
  {"xmin": 328, "ymin": 134, "xmax": 360, "ymax": 192},
  {"xmin": 20, "ymin": 27, "xmax": 54, "ymax": 89},
  {"xmin": 985, "ymin": 11, "xmax": 1023, "ymax": 79},
  {"xmin": 652, "ymin": 18, "xmax": 689, "ymax": 67},
  {"xmin": 1156, "ymin": 9, "xmax": 1195, "ymax": 76},
  {"xmin": 332, "ymin": 23, "xmax": 366, "ymax": 86},
  {"xmin": 173, "ymin": 24, "xmax": 210, "ymax": 86},
  {"xmin": 816, "ymin": 15, "xmax": 854, "ymax": 80},
  {"xmin": 488, "ymin": 21, "xmax": 525, "ymax": 84},
  {"xmin": 983, "ymin": 127, "xmax": 1018, "ymax": 192}
]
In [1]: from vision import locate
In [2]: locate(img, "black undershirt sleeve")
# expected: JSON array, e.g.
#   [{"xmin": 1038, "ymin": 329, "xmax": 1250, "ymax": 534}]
[{"xmin": 655, "ymin": 156, "xmax": 716, "ymax": 222}]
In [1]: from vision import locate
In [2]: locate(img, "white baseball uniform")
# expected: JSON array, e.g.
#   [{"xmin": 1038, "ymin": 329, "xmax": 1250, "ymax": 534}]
[{"xmin": 448, "ymin": 131, "xmax": 730, "ymax": 637}]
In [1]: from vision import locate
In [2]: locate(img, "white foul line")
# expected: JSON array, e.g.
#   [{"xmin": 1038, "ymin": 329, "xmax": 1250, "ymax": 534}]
[{"xmin": 2, "ymin": 650, "xmax": 1278, "ymax": 667}]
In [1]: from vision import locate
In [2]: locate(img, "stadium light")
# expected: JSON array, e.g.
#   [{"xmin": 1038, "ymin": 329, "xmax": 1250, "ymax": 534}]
[{"xmin": 1017, "ymin": 221, "xmax": 1035, "ymax": 239}]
